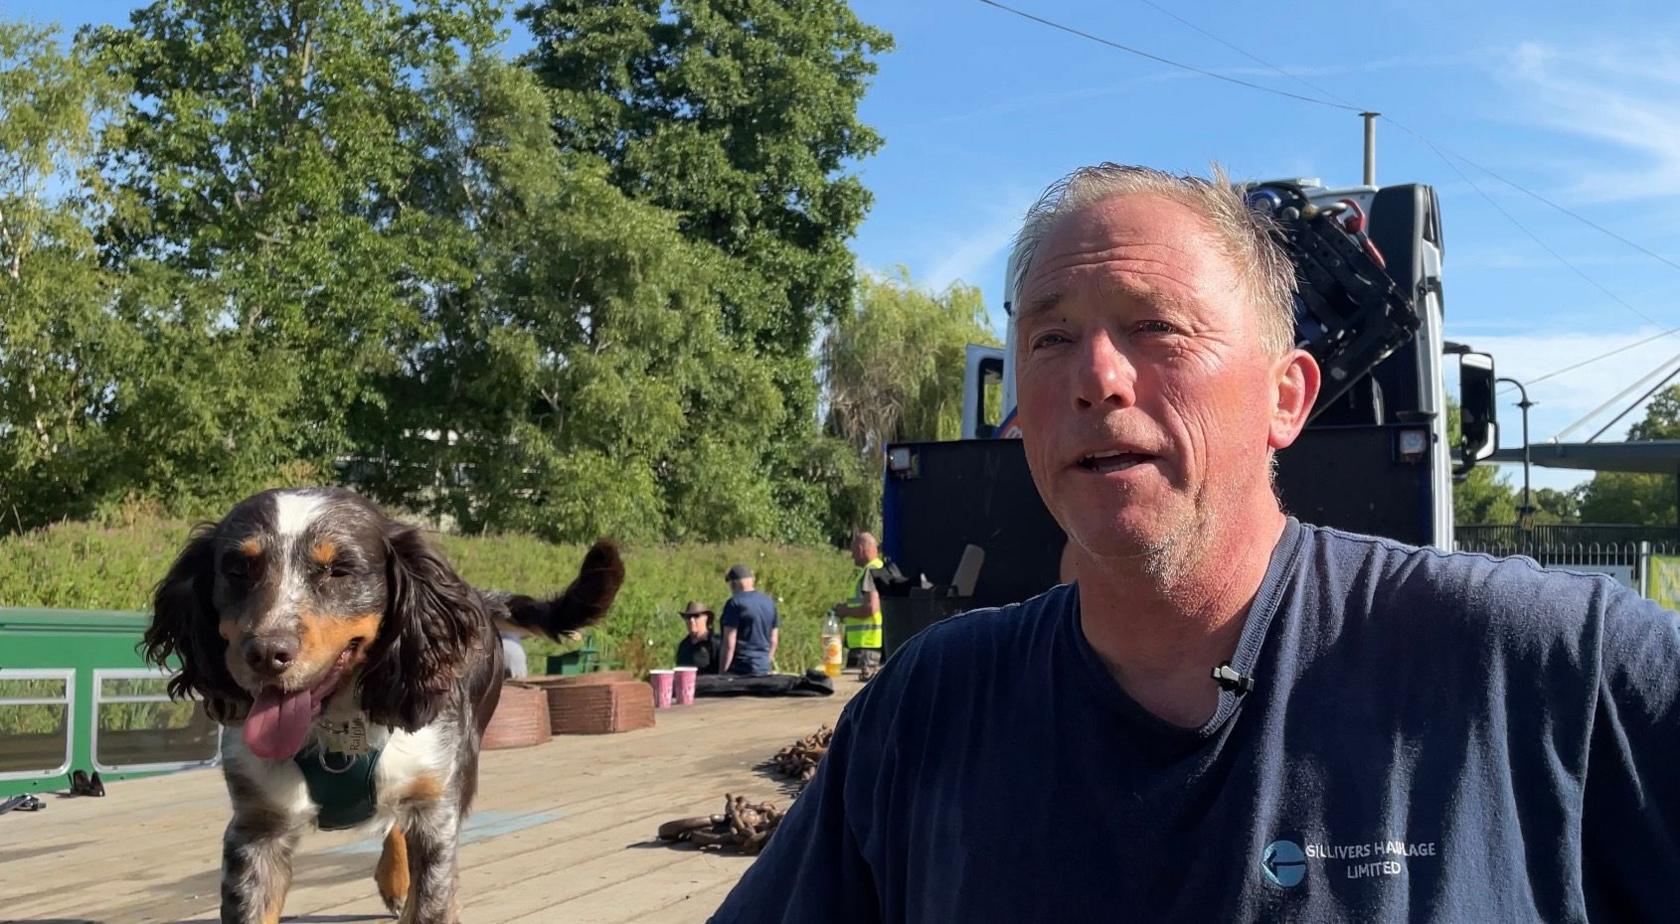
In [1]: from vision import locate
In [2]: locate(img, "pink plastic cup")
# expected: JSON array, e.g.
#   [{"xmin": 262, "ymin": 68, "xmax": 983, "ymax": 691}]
[
  {"xmin": 649, "ymin": 669, "xmax": 674, "ymax": 709},
  {"xmin": 674, "ymin": 666, "xmax": 698, "ymax": 705}
]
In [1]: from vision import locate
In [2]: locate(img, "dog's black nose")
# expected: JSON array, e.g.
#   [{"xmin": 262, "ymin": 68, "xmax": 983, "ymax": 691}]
[{"xmin": 244, "ymin": 636, "xmax": 298, "ymax": 676}]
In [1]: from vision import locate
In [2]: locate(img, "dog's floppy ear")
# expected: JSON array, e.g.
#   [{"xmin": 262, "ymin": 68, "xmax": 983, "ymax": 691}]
[
  {"xmin": 359, "ymin": 523, "xmax": 484, "ymax": 732},
  {"xmin": 143, "ymin": 523, "xmax": 250, "ymax": 723}
]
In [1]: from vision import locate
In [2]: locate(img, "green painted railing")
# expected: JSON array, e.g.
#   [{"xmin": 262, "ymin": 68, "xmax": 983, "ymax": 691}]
[{"xmin": 0, "ymin": 608, "xmax": 221, "ymax": 798}]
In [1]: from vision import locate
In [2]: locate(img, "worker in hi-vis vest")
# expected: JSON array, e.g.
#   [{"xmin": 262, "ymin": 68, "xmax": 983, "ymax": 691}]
[{"xmin": 833, "ymin": 531, "xmax": 885, "ymax": 679}]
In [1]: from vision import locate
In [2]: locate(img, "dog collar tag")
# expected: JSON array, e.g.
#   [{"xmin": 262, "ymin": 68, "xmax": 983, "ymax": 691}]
[{"xmin": 317, "ymin": 716, "xmax": 370, "ymax": 755}]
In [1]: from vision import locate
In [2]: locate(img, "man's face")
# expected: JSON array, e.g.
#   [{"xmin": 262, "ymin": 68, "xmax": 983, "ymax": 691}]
[{"xmin": 1013, "ymin": 193, "xmax": 1308, "ymax": 567}]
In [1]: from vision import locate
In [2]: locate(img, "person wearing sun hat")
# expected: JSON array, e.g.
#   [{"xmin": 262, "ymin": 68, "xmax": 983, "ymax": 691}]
[{"xmin": 675, "ymin": 600, "xmax": 725, "ymax": 674}]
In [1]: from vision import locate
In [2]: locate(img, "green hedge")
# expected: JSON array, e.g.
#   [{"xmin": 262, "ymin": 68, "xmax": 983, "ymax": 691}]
[{"xmin": 0, "ymin": 515, "xmax": 855, "ymax": 678}]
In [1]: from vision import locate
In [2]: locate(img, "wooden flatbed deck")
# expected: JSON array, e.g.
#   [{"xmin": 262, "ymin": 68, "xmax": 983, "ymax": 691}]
[{"xmin": 0, "ymin": 684, "xmax": 857, "ymax": 923}]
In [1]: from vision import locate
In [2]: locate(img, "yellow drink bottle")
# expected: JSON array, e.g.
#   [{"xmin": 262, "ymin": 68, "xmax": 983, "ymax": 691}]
[{"xmin": 822, "ymin": 610, "xmax": 844, "ymax": 677}]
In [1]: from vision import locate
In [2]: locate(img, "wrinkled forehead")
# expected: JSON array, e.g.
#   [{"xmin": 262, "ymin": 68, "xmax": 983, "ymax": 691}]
[
  {"xmin": 1017, "ymin": 194, "xmax": 1237, "ymax": 320},
  {"xmin": 217, "ymin": 490, "xmax": 387, "ymax": 560}
]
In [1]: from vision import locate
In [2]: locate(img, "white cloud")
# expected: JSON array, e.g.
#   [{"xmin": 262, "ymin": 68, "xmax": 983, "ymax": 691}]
[
  {"xmin": 910, "ymin": 182, "xmax": 1043, "ymax": 300},
  {"xmin": 920, "ymin": 210, "xmax": 1020, "ymax": 295},
  {"xmin": 1499, "ymin": 40, "xmax": 1680, "ymax": 201}
]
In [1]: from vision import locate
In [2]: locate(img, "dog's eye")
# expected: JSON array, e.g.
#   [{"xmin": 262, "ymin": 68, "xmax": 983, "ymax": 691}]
[
  {"xmin": 313, "ymin": 562, "xmax": 359, "ymax": 580},
  {"xmin": 221, "ymin": 559, "xmax": 253, "ymax": 583}
]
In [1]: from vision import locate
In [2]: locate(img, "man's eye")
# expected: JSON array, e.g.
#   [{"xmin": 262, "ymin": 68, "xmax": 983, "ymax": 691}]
[
  {"xmin": 1030, "ymin": 332, "xmax": 1071, "ymax": 350},
  {"xmin": 1134, "ymin": 320, "xmax": 1177, "ymax": 335}
]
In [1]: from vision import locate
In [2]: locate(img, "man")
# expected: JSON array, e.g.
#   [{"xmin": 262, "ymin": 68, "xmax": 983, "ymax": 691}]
[
  {"xmin": 712, "ymin": 164, "xmax": 1680, "ymax": 920},
  {"xmin": 675, "ymin": 600, "xmax": 725, "ymax": 674},
  {"xmin": 719, "ymin": 564, "xmax": 779, "ymax": 676},
  {"xmin": 831, "ymin": 532, "xmax": 885, "ymax": 679}
]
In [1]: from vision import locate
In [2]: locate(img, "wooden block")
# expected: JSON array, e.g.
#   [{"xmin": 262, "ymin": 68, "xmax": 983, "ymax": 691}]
[
  {"xmin": 546, "ymin": 680, "xmax": 655, "ymax": 734},
  {"xmin": 482, "ymin": 682, "xmax": 552, "ymax": 749}
]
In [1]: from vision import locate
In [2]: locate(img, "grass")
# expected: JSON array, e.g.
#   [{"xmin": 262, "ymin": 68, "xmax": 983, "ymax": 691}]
[{"xmin": 0, "ymin": 513, "xmax": 857, "ymax": 680}]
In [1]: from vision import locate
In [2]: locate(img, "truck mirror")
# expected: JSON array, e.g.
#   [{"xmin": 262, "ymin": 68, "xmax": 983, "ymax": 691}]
[
  {"xmin": 961, "ymin": 345, "xmax": 1005, "ymax": 440},
  {"xmin": 1458, "ymin": 351, "xmax": 1498, "ymax": 470}
]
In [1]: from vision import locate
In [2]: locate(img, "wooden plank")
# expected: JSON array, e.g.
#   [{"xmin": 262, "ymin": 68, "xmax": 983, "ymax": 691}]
[
  {"xmin": 624, "ymin": 873, "xmax": 749, "ymax": 924},
  {"xmin": 501, "ymin": 850, "xmax": 754, "ymax": 924},
  {"xmin": 0, "ymin": 682, "xmax": 855, "ymax": 922}
]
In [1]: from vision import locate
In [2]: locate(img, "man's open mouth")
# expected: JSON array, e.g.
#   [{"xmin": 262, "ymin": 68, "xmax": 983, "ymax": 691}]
[
  {"xmin": 1077, "ymin": 450, "xmax": 1154, "ymax": 473},
  {"xmin": 241, "ymin": 639, "xmax": 363, "ymax": 761}
]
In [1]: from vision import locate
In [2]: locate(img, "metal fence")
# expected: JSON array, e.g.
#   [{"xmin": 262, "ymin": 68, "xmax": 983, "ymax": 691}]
[{"xmin": 1453, "ymin": 525, "xmax": 1680, "ymax": 593}]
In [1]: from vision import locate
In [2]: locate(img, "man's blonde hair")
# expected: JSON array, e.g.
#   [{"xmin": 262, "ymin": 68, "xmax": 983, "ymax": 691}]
[{"xmin": 1008, "ymin": 163, "xmax": 1297, "ymax": 354}]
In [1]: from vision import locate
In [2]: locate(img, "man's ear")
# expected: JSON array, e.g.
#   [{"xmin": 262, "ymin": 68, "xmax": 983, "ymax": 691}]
[{"xmin": 1268, "ymin": 349, "xmax": 1321, "ymax": 451}]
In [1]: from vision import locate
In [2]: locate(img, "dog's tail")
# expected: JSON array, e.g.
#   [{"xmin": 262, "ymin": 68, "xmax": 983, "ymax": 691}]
[{"xmin": 503, "ymin": 538, "xmax": 625, "ymax": 639}]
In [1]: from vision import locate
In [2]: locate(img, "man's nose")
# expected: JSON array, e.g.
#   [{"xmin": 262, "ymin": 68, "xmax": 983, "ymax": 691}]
[
  {"xmin": 243, "ymin": 635, "xmax": 299, "ymax": 677},
  {"xmin": 1072, "ymin": 330, "xmax": 1137, "ymax": 409}
]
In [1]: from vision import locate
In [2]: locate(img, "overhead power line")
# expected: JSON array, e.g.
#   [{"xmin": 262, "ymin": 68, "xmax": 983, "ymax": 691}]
[
  {"xmin": 975, "ymin": 0, "xmax": 1363, "ymax": 112},
  {"xmin": 1132, "ymin": 0, "xmax": 1364, "ymax": 110}
]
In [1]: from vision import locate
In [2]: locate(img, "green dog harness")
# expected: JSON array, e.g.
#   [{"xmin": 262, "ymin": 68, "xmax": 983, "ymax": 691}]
[{"xmin": 294, "ymin": 740, "xmax": 384, "ymax": 831}]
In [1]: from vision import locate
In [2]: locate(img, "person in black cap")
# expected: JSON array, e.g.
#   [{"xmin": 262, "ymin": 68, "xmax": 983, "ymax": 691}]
[
  {"xmin": 675, "ymin": 600, "xmax": 725, "ymax": 674},
  {"xmin": 719, "ymin": 564, "xmax": 779, "ymax": 675}
]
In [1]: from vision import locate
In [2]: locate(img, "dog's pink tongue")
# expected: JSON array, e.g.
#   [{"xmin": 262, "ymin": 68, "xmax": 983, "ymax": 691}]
[{"xmin": 243, "ymin": 687, "xmax": 313, "ymax": 760}]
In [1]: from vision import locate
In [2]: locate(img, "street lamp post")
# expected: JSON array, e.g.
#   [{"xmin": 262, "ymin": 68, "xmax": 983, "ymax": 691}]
[{"xmin": 1498, "ymin": 376, "xmax": 1535, "ymax": 526}]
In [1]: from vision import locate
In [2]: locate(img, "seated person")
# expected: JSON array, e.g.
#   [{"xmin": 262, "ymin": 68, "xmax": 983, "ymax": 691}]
[
  {"xmin": 675, "ymin": 600, "xmax": 725, "ymax": 674},
  {"xmin": 499, "ymin": 626, "xmax": 530, "ymax": 679},
  {"xmin": 720, "ymin": 564, "xmax": 779, "ymax": 676}
]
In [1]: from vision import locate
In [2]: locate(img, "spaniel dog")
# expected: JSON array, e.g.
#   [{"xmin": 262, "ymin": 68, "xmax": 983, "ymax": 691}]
[{"xmin": 142, "ymin": 487, "xmax": 623, "ymax": 923}]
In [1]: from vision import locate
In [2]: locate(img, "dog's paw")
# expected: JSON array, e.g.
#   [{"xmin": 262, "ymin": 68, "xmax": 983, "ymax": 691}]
[{"xmin": 379, "ymin": 878, "xmax": 408, "ymax": 919}]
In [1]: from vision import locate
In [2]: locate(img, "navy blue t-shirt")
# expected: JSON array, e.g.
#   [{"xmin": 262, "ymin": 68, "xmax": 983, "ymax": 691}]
[
  {"xmin": 712, "ymin": 519, "xmax": 1680, "ymax": 921},
  {"xmin": 721, "ymin": 589, "xmax": 779, "ymax": 676}
]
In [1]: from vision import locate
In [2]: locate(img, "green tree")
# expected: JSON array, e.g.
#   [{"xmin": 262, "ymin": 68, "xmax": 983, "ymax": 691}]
[
  {"xmin": 1576, "ymin": 384, "xmax": 1680, "ymax": 526},
  {"xmin": 1454, "ymin": 464, "xmax": 1518, "ymax": 526},
  {"xmin": 820, "ymin": 267, "xmax": 1001, "ymax": 532},
  {"xmin": 0, "ymin": 20, "xmax": 133, "ymax": 530},
  {"xmin": 1577, "ymin": 472, "xmax": 1673, "ymax": 525},
  {"xmin": 323, "ymin": 46, "xmax": 802, "ymax": 543},
  {"xmin": 1, "ymin": 0, "xmax": 896, "ymax": 543},
  {"xmin": 1629, "ymin": 387, "xmax": 1680, "ymax": 440},
  {"xmin": 824, "ymin": 267, "xmax": 1000, "ymax": 450},
  {"xmin": 520, "ymin": 0, "xmax": 892, "ymax": 540},
  {"xmin": 1531, "ymin": 486, "xmax": 1583, "ymax": 524},
  {"xmin": 81, "ymin": 0, "xmax": 507, "ymax": 511}
]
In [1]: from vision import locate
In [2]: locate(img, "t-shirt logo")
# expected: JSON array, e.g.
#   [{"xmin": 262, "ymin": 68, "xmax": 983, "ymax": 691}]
[{"xmin": 1262, "ymin": 840, "xmax": 1307, "ymax": 888}]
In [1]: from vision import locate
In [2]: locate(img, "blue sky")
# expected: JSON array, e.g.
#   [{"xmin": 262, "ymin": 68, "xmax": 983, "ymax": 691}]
[{"xmin": 21, "ymin": 0, "xmax": 1680, "ymax": 491}]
